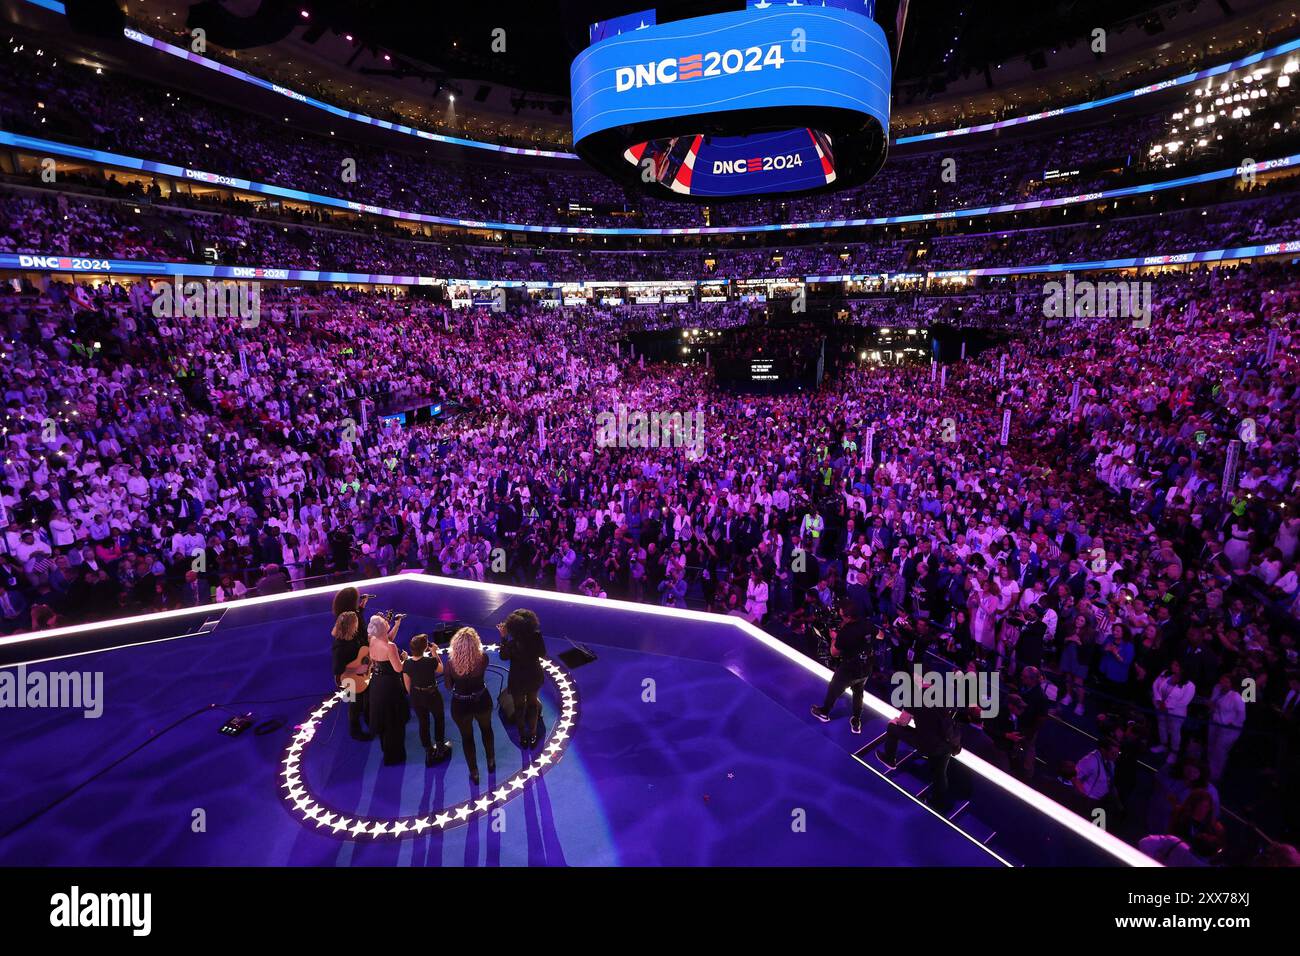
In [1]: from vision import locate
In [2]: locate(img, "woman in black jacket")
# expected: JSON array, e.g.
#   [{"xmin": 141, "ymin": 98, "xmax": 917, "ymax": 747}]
[
  {"xmin": 499, "ymin": 609, "xmax": 547, "ymax": 748},
  {"xmin": 444, "ymin": 627, "xmax": 494, "ymax": 785}
]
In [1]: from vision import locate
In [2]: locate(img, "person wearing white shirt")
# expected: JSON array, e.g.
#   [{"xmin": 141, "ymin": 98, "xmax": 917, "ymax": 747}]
[
  {"xmin": 1040, "ymin": 604, "xmax": 1058, "ymax": 643},
  {"xmin": 48, "ymin": 512, "xmax": 76, "ymax": 547},
  {"xmin": 1207, "ymin": 673, "xmax": 1247, "ymax": 782},
  {"xmin": 14, "ymin": 530, "xmax": 52, "ymax": 571},
  {"xmin": 744, "ymin": 569, "xmax": 769, "ymax": 624},
  {"xmin": 995, "ymin": 566, "xmax": 1020, "ymax": 613},
  {"xmin": 1073, "ymin": 738, "xmax": 1121, "ymax": 802},
  {"xmin": 1138, "ymin": 834, "xmax": 1208, "ymax": 867},
  {"xmin": 125, "ymin": 471, "xmax": 149, "ymax": 500},
  {"xmin": 845, "ymin": 546, "xmax": 868, "ymax": 587},
  {"xmin": 1252, "ymin": 549, "xmax": 1284, "ymax": 586},
  {"xmin": 1151, "ymin": 661, "xmax": 1197, "ymax": 763},
  {"xmin": 1018, "ymin": 581, "xmax": 1043, "ymax": 613},
  {"xmin": 843, "ymin": 488, "xmax": 866, "ymax": 515},
  {"xmin": 1274, "ymin": 564, "xmax": 1299, "ymax": 598},
  {"xmin": 672, "ymin": 507, "xmax": 692, "ymax": 540}
]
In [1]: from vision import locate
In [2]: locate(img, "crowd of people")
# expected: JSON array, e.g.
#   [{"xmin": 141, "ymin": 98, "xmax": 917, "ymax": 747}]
[
  {"xmin": 2, "ymin": 182, "xmax": 1295, "ymax": 286},
  {"xmin": 1, "ymin": 257, "xmax": 1297, "ymax": 866},
  {"xmin": 2, "ymin": 22, "xmax": 1299, "ymax": 866}
]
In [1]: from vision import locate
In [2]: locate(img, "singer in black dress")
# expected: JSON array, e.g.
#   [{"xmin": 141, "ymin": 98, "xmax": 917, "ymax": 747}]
[
  {"xmin": 367, "ymin": 614, "xmax": 410, "ymax": 765},
  {"xmin": 499, "ymin": 609, "xmax": 546, "ymax": 747},
  {"xmin": 444, "ymin": 627, "xmax": 495, "ymax": 785}
]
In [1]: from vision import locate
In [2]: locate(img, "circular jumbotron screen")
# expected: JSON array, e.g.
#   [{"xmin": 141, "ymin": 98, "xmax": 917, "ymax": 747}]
[{"xmin": 570, "ymin": 1, "xmax": 891, "ymax": 201}]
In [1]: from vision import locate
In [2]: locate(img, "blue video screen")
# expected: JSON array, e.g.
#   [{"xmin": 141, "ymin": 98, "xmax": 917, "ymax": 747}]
[{"xmin": 571, "ymin": 3, "xmax": 890, "ymax": 197}]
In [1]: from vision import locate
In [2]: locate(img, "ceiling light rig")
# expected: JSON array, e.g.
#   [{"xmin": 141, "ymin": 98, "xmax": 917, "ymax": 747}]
[{"xmin": 280, "ymin": 647, "xmax": 579, "ymax": 838}]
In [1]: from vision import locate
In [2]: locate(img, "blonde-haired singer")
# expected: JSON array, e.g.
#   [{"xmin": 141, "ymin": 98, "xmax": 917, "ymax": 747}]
[
  {"xmin": 444, "ymin": 627, "xmax": 495, "ymax": 785},
  {"xmin": 367, "ymin": 612, "xmax": 410, "ymax": 765}
]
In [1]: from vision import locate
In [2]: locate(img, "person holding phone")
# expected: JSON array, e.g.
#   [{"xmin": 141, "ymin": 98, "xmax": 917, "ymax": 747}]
[
  {"xmin": 499, "ymin": 609, "xmax": 547, "ymax": 748},
  {"xmin": 403, "ymin": 633, "xmax": 453, "ymax": 767}
]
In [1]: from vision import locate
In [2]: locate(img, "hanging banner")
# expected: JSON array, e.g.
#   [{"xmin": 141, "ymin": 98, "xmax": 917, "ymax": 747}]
[{"xmin": 1222, "ymin": 439, "xmax": 1241, "ymax": 498}]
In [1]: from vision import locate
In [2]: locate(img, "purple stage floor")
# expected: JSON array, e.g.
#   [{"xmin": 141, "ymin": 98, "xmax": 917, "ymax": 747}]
[{"xmin": 0, "ymin": 576, "xmax": 1143, "ymax": 866}]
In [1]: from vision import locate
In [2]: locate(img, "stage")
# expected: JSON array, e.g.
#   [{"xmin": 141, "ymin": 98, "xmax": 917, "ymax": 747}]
[{"xmin": 0, "ymin": 575, "xmax": 1151, "ymax": 866}]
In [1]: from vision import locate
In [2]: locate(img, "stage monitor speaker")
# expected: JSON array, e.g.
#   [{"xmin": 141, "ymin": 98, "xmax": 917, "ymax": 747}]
[
  {"xmin": 429, "ymin": 621, "xmax": 467, "ymax": 647},
  {"xmin": 558, "ymin": 643, "xmax": 598, "ymax": 669}
]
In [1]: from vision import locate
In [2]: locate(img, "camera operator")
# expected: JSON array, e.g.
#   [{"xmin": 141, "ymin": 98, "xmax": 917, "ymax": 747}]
[{"xmin": 811, "ymin": 601, "xmax": 874, "ymax": 734}]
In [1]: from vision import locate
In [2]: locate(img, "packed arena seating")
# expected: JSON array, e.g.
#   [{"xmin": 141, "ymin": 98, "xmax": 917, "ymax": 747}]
[
  {"xmin": 3, "ymin": 263, "xmax": 1298, "ymax": 862},
  {"xmin": 2, "ymin": 184, "xmax": 1296, "ymax": 280},
  {"xmin": 2, "ymin": 1, "xmax": 1299, "ymax": 878},
  {"xmin": 4, "ymin": 264, "xmax": 1296, "ymax": 629}
]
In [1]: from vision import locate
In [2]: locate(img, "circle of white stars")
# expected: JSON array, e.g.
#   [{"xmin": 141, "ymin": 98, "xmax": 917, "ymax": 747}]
[{"xmin": 280, "ymin": 646, "xmax": 578, "ymax": 839}]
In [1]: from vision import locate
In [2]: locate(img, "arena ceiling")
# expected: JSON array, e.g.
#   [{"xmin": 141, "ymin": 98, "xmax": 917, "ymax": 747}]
[{"xmin": 171, "ymin": 0, "xmax": 1193, "ymax": 92}]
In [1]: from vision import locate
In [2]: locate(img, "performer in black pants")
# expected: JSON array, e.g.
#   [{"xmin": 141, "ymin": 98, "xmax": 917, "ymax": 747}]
[
  {"xmin": 444, "ymin": 627, "xmax": 495, "ymax": 785},
  {"xmin": 330, "ymin": 611, "xmax": 372, "ymax": 741},
  {"xmin": 810, "ymin": 601, "xmax": 873, "ymax": 734},
  {"xmin": 499, "ymin": 609, "xmax": 547, "ymax": 748},
  {"xmin": 877, "ymin": 671, "xmax": 961, "ymax": 808},
  {"xmin": 403, "ymin": 634, "xmax": 453, "ymax": 767}
]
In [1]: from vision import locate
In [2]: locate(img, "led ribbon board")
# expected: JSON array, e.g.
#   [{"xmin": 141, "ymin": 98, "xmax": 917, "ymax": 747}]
[
  {"xmin": 5, "ymin": 131, "xmax": 1293, "ymax": 236},
  {"xmin": 5, "ymin": 238, "xmax": 1298, "ymax": 285},
  {"xmin": 570, "ymin": 2, "xmax": 891, "ymax": 200}
]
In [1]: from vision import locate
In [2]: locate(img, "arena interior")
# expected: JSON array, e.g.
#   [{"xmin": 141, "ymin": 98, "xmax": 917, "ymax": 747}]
[{"xmin": 0, "ymin": 0, "xmax": 1299, "ymax": 906}]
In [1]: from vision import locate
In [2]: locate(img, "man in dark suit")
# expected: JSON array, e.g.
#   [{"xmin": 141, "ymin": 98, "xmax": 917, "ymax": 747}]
[
  {"xmin": 1063, "ymin": 559, "xmax": 1089, "ymax": 599},
  {"xmin": 877, "ymin": 671, "xmax": 961, "ymax": 807},
  {"xmin": 1041, "ymin": 559, "xmax": 1067, "ymax": 593}
]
